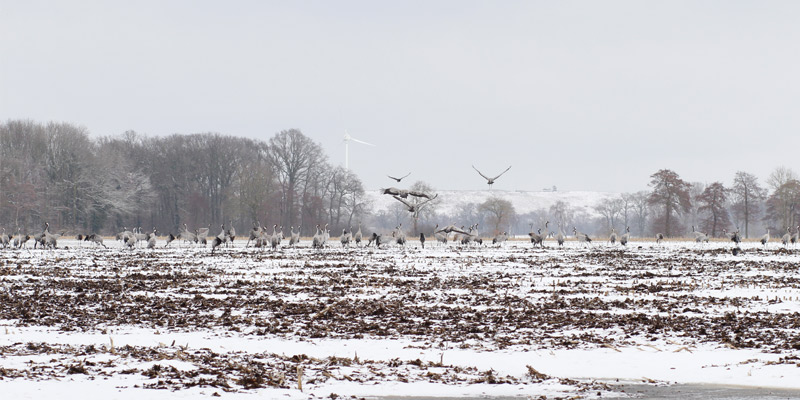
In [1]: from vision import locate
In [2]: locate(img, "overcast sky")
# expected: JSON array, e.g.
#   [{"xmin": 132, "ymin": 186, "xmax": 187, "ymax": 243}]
[{"xmin": 2, "ymin": 1, "xmax": 799, "ymax": 192}]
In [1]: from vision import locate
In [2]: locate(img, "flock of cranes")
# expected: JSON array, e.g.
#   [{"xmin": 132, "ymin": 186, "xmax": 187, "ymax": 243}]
[
  {"xmin": 0, "ymin": 223, "xmax": 68, "ymax": 250},
  {"xmin": 2, "ymin": 221, "xmax": 800, "ymax": 252},
  {"xmin": 3, "ymin": 167, "xmax": 799, "ymax": 252}
]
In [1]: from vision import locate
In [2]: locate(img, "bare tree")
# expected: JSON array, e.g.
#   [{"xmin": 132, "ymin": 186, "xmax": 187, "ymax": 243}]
[
  {"xmin": 767, "ymin": 166, "xmax": 798, "ymax": 192},
  {"xmin": 398, "ymin": 181, "xmax": 440, "ymax": 234},
  {"xmin": 696, "ymin": 182, "xmax": 731, "ymax": 237},
  {"xmin": 648, "ymin": 169, "xmax": 692, "ymax": 237},
  {"xmin": 619, "ymin": 193, "xmax": 634, "ymax": 230},
  {"xmin": 268, "ymin": 129, "xmax": 325, "ymax": 230},
  {"xmin": 549, "ymin": 201, "xmax": 574, "ymax": 231},
  {"xmin": 764, "ymin": 179, "xmax": 800, "ymax": 231},
  {"xmin": 453, "ymin": 202, "xmax": 482, "ymax": 228},
  {"xmin": 684, "ymin": 182, "xmax": 705, "ymax": 233},
  {"xmin": 630, "ymin": 191, "xmax": 649, "ymax": 236},
  {"xmin": 479, "ymin": 197, "xmax": 516, "ymax": 234},
  {"xmin": 730, "ymin": 171, "xmax": 765, "ymax": 238},
  {"xmin": 325, "ymin": 167, "xmax": 368, "ymax": 231},
  {"xmin": 594, "ymin": 197, "xmax": 623, "ymax": 232}
]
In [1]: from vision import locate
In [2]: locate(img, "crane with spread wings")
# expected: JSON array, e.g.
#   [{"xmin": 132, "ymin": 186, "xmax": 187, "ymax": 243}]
[{"xmin": 472, "ymin": 165, "xmax": 511, "ymax": 188}]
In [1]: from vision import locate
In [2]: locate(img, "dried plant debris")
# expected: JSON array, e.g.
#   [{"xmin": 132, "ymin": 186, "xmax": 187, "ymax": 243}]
[
  {"xmin": 1, "ymin": 241, "xmax": 800, "ymax": 396},
  {"xmin": 0, "ymin": 341, "xmax": 612, "ymax": 395}
]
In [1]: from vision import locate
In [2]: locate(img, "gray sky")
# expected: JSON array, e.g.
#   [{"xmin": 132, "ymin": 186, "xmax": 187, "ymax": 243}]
[{"xmin": 2, "ymin": 1, "xmax": 799, "ymax": 192}]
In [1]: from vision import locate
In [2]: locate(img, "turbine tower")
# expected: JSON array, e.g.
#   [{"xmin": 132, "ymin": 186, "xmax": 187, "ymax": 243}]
[{"xmin": 343, "ymin": 130, "xmax": 375, "ymax": 170}]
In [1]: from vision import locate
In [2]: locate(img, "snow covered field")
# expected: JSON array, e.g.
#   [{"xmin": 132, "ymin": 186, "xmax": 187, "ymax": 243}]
[{"xmin": 2, "ymin": 238, "xmax": 800, "ymax": 399}]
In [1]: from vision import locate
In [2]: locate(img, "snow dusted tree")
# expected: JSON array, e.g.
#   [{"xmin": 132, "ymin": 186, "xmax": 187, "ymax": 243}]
[
  {"xmin": 684, "ymin": 182, "xmax": 705, "ymax": 234},
  {"xmin": 402, "ymin": 181, "xmax": 439, "ymax": 235},
  {"xmin": 233, "ymin": 141, "xmax": 279, "ymax": 226},
  {"xmin": 594, "ymin": 196, "xmax": 623, "ymax": 232},
  {"xmin": 453, "ymin": 202, "xmax": 482, "ymax": 229},
  {"xmin": 730, "ymin": 171, "xmax": 765, "ymax": 238},
  {"xmin": 696, "ymin": 182, "xmax": 730, "ymax": 237},
  {"xmin": 479, "ymin": 196, "xmax": 516, "ymax": 234},
  {"xmin": 549, "ymin": 200, "xmax": 574, "ymax": 232},
  {"xmin": 268, "ymin": 129, "xmax": 325, "ymax": 230},
  {"xmin": 648, "ymin": 169, "xmax": 692, "ymax": 237},
  {"xmin": 516, "ymin": 209, "xmax": 549, "ymax": 236},
  {"xmin": 764, "ymin": 179, "xmax": 800, "ymax": 231},
  {"xmin": 630, "ymin": 191, "xmax": 649, "ymax": 236},
  {"xmin": 766, "ymin": 166, "xmax": 797, "ymax": 192},
  {"xmin": 619, "ymin": 193, "xmax": 634, "ymax": 230}
]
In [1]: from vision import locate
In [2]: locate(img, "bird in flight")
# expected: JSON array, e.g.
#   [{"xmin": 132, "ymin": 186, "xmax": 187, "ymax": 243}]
[
  {"xmin": 381, "ymin": 187, "xmax": 433, "ymax": 199},
  {"xmin": 472, "ymin": 165, "xmax": 511, "ymax": 187},
  {"xmin": 387, "ymin": 172, "xmax": 411, "ymax": 183},
  {"xmin": 392, "ymin": 194, "xmax": 438, "ymax": 213}
]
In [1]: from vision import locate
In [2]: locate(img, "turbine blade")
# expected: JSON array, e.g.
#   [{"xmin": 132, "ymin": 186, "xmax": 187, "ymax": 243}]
[{"xmin": 350, "ymin": 137, "xmax": 376, "ymax": 146}]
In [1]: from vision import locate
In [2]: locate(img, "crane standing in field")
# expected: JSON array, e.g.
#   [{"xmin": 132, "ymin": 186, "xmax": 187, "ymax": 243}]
[
  {"xmin": 84, "ymin": 233, "xmax": 107, "ymax": 248},
  {"xmin": 492, "ymin": 231, "xmax": 508, "ymax": 246},
  {"xmin": 226, "ymin": 221, "xmax": 236, "ymax": 246},
  {"xmin": 529, "ymin": 221, "xmax": 549, "ymax": 248},
  {"xmin": 312, "ymin": 224, "xmax": 329, "ymax": 249},
  {"xmin": 620, "ymin": 226, "xmax": 630, "ymax": 246},
  {"xmin": 289, "ymin": 226, "xmax": 300, "ymax": 247},
  {"xmin": 555, "ymin": 226, "xmax": 565, "ymax": 247},
  {"xmin": 353, "ymin": 224, "xmax": 362, "ymax": 247},
  {"xmin": 33, "ymin": 222, "xmax": 50, "ymax": 249},
  {"xmin": 195, "ymin": 228, "xmax": 207, "ymax": 245},
  {"xmin": 179, "ymin": 224, "xmax": 197, "ymax": 246},
  {"xmin": 722, "ymin": 228, "xmax": 742, "ymax": 246},
  {"xmin": 211, "ymin": 224, "xmax": 227, "ymax": 253},
  {"xmin": 340, "ymin": 228, "xmax": 352, "ymax": 247},
  {"xmin": 433, "ymin": 224, "xmax": 448, "ymax": 246},
  {"xmin": 13, "ymin": 231, "xmax": 30, "ymax": 249},
  {"xmin": 147, "ymin": 229, "xmax": 158, "ymax": 249},
  {"xmin": 270, "ymin": 225, "xmax": 284, "ymax": 250},
  {"xmin": 573, "ymin": 227, "xmax": 592, "ymax": 247},
  {"xmin": 196, "ymin": 224, "xmax": 210, "ymax": 244},
  {"xmin": 780, "ymin": 227, "xmax": 792, "ymax": 247},
  {"xmin": 692, "ymin": 226, "xmax": 709, "ymax": 244}
]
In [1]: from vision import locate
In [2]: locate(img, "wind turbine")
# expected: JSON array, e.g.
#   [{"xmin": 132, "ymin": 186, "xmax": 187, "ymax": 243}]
[{"xmin": 342, "ymin": 130, "xmax": 375, "ymax": 170}]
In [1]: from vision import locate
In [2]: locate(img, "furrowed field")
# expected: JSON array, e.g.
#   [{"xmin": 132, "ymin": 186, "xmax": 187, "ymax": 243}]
[{"xmin": 2, "ymin": 238, "xmax": 800, "ymax": 399}]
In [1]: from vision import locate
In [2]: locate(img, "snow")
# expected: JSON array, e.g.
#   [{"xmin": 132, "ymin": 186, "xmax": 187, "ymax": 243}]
[
  {"xmin": 366, "ymin": 189, "xmax": 620, "ymax": 216},
  {"xmin": 1, "ymin": 238, "xmax": 800, "ymax": 398},
  {"xmin": 2, "ymin": 326, "xmax": 798, "ymax": 398}
]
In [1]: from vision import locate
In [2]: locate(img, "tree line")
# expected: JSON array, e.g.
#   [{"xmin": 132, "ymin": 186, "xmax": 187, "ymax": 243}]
[
  {"xmin": 2, "ymin": 119, "xmax": 797, "ymax": 239},
  {"xmin": 377, "ymin": 169, "xmax": 798, "ymax": 240},
  {"xmin": 0, "ymin": 120, "xmax": 368, "ymax": 236}
]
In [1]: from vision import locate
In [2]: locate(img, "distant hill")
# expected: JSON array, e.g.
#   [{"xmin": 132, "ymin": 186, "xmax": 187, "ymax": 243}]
[{"xmin": 365, "ymin": 190, "xmax": 621, "ymax": 217}]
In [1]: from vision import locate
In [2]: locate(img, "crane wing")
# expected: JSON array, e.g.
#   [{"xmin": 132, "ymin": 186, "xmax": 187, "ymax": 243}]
[
  {"xmin": 392, "ymin": 195, "xmax": 413, "ymax": 209},
  {"xmin": 449, "ymin": 227, "xmax": 470, "ymax": 235},
  {"xmin": 381, "ymin": 187, "xmax": 401, "ymax": 196},
  {"xmin": 406, "ymin": 190, "xmax": 432, "ymax": 199},
  {"xmin": 491, "ymin": 165, "xmax": 512, "ymax": 180},
  {"xmin": 472, "ymin": 165, "xmax": 491, "ymax": 181},
  {"xmin": 417, "ymin": 193, "xmax": 438, "ymax": 207}
]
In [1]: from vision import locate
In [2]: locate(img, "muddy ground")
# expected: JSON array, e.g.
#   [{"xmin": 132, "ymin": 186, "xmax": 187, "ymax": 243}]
[{"xmin": 1, "ymin": 240, "xmax": 799, "ymax": 398}]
